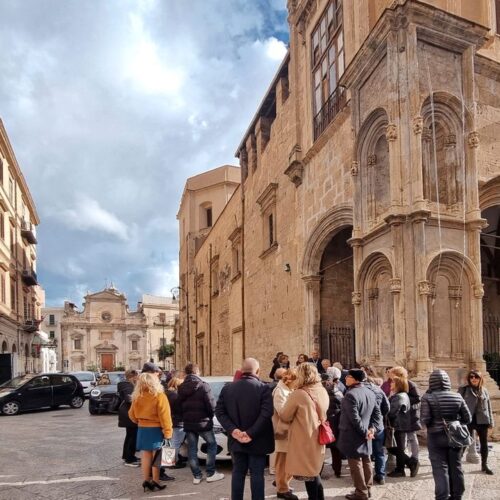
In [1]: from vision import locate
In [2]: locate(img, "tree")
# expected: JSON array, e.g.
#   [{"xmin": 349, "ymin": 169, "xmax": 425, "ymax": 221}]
[{"xmin": 158, "ymin": 344, "xmax": 175, "ymax": 361}]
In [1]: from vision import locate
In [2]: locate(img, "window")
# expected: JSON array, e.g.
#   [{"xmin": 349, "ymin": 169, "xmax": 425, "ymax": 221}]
[
  {"xmin": 312, "ymin": 0, "xmax": 345, "ymax": 139},
  {"xmin": 0, "ymin": 212, "xmax": 4, "ymax": 240},
  {"xmin": 159, "ymin": 313, "xmax": 166, "ymax": 323},
  {"xmin": 256, "ymin": 183, "xmax": 278, "ymax": 257},
  {"xmin": 74, "ymin": 338, "xmax": 82, "ymax": 350},
  {"xmin": 49, "ymin": 314, "xmax": 55, "ymax": 325},
  {"xmin": 27, "ymin": 375, "xmax": 50, "ymax": 388},
  {"xmin": 0, "ymin": 274, "xmax": 5, "ymax": 303},
  {"xmin": 160, "ymin": 338, "xmax": 166, "ymax": 346},
  {"xmin": 131, "ymin": 340, "xmax": 138, "ymax": 351},
  {"xmin": 211, "ymin": 256, "xmax": 219, "ymax": 296},
  {"xmin": 268, "ymin": 214, "xmax": 275, "ymax": 247},
  {"xmin": 23, "ymin": 294, "xmax": 29, "ymax": 320},
  {"xmin": 10, "ymin": 279, "xmax": 15, "ymax": 310},
  {"xmin": 49, "ymin": 331, "xmax": 55, "ymax": 339},
  {"xmin": 8, "ymin": 178, "xmax": 14, "ymax": 202},
  {"xmin": 10, "ymin": 228, "xmax": 14, "ymax": 253},
  {"xmin": 206, "ymin": 207, "xmax": 213, "ymax": 227}
]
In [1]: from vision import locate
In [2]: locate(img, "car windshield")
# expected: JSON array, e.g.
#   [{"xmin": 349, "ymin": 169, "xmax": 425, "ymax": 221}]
[
  {"xmin": 0, "ymin": 375, "xmax": 34, "ymax": 388},
  {"xmin": 73, "ymin": 373, "xmax": 95, "ymax": 382},
  {"xmin": 208, "ymin": 381, "xmax": 228, "ymax": 401},
  {"xmin": 107, "ymin": 373, "xmax": 124, "ymax": 384}
]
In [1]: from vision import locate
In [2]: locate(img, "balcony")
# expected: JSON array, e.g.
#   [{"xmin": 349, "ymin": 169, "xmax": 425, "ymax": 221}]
[
  {"xmin": 313, "ymin": 86, "xmax": 347, "ymax": 141},
  {"xmin": 21, "ymin": 220, "xmax": 38, "ymax": 245},
  {"xmin": 22, "ymin": 268, "xmax": 38, "ymax": 286},
  {"xmin": 23, "ymin": 318, "xmax": 41, "ymax": 333}
]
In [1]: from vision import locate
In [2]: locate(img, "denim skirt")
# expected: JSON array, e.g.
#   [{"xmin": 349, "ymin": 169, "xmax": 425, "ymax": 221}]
[{"xmin": 136, "ymin": 426, "xmax": 164, "ymax": 451}]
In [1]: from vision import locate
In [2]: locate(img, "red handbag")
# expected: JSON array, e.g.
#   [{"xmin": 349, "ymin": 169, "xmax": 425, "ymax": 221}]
[{"xmin": 302, "ymin": 389, "xmax": 335, "ymax": 445}]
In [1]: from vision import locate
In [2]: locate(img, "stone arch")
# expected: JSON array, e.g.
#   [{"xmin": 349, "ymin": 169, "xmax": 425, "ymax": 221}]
[
  {"xmin": 12, "ymin": 343, "xmax": 16, "ymax": 353},
  {"xmin": 1, "ymin": 340, "xmax": 7, "ymax": 353},
  {"xmin": 420, "ymin": 92, "xmax": 472, "ymax": 208},
  {"xmin": 425, "ymin": 251, "xmax": 479, "ymax": 362},
  {"xmin": 356, "ymin": 108, "xmax": 390, "ymax": 224},
  {"xmin": 357, "ymin": 252, "xmax": 395, "ymax": 364},
  {"xmin": 301, "ymin": 203, "xmax": 353, "ymax": 276},
  {"xmin": 479, "ymin": 175, "xmax": 500, "ymax": 211}
]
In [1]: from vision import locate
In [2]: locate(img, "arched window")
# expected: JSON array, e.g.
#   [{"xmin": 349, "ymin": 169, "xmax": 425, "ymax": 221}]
[{"xmin": 1, "ymin": 340, "xmax": 7, "ymax": 353}]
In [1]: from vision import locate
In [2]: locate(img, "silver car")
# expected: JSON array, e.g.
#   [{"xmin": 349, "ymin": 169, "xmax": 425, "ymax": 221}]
[{"xmin": 69, "ymin": 371, "xmax": 97, "ymax": 397}]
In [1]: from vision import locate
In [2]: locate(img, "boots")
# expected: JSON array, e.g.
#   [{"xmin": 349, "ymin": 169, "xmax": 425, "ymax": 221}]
[{"xmin": 482, "ymin": 462, "xmax": 494, "ymax": 475}]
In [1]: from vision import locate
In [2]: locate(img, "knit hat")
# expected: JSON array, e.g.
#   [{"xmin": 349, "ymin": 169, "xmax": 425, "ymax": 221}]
[
  {"xmin": 327, "ymin": 366, "xmax": 341, "ymax": 381},
  {"xmin": 348, "ymin": 368, "xmax": 366, "ymax": 382},
  {"xmin": 142, "ymin": 361, "xmax": 161, "ymax": 373}
]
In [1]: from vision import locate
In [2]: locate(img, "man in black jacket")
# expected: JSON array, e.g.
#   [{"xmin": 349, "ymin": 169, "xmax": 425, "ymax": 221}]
[
  {"xmin": 177, "ymin": 363, "xmax": 224, "ymax": 484},
  {"xmin": 337, "ymin": 369, "xmax": 383, "ymax": 500},
  {"xmin": 215, "ymin": 358, "xmax": 274, "ymax": 500},
  {"xmin": 117, "ymin": 369, "xmax": 139, "ymax": 466}
]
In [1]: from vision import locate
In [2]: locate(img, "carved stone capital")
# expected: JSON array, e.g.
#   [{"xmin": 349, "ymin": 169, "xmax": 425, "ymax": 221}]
[
  {"xmin": 445, "ymin": 134, "xmax": 456, "ymax": 147},
  {"xmin": 386, "ymin": 123, "xmax": 397, "ymax": 141},
  {"xmin": 418, "ymin": 280, "xmax": 434, "ymax": 296},
  {"xmin": 448, "ymin": 285, "xmax": 462, "ymax": 299},
  {"xmin": 422, "ymin": 128, "xmax": 432, "ymax": 142},
  {"xmin": 468, "ymin": 131, "xmax": 479, "ymax": 149},
  {"xmin": 384, "ymin": 214, "xmax": 406, "ymax": 226},
  {"xmin": 284, "ymin": 160, "xmax": 304, "ymax": 187},
  {"xmin": 352, "ymin": 291, "xmax": 362, "ymax": 306},
  {"xmin": 409, "ymin": 209, "xmax": 431, "ymax": 224},
  {"xmin": 368, "ymin": 288, "xmax": 379, "ymax": 300},
  {"xmin": 348, "ymin": 237, "xmax": 364, "ymax": 248},
  {"xmin": 390, "ymin": 278, "xmax": 402, "ymax": 294},
  {"xmin": 473, "ymin": 284, "xmax": 484, "ymax": 299},
  {"xmin": 413, "ymin": 116, "xmax": 423, "ymax": 135},
  {"xmin": 302, "ymin": 275, "xmax": 321, "ymax": 292},
  {"xmin": 368, "ymin": 154, "xmax": 377, "ymax": 166},
  {"xmin": 351, "ymin": 161, "xmax": 359, "ymax": 176}
]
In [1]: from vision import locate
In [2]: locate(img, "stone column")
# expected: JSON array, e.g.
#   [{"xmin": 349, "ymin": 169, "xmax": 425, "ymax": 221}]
[{"xmin": 302, "ymin": 275, "xmax": 322, "ymax": 353}]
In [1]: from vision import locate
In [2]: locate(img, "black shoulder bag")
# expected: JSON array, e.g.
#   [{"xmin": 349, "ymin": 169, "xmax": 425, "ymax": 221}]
[{"xmin": 431, "ymin": 394, "xmax": 472, "ymax": 448}]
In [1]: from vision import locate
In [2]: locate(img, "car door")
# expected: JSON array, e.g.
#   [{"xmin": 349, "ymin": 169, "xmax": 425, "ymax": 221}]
[
  {"xmin": 51, "ymin": 375, "xmax": 77, "ymax": 405},
  {"xmin": 21, "ymin": 375, "xmax": 52, "ymax": 409}
]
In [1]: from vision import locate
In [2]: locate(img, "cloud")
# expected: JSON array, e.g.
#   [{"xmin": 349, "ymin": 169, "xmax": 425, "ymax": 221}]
[{"xmin": 0, "ymin": 0, "xmax": 288, "ymax": 306}]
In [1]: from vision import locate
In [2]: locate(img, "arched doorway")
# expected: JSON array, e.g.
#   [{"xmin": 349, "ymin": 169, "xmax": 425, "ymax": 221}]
[
  {"xmin": 12, "ymin": 344, "xmax": 17, "ymax": 354},
  {"xmin": 1, "ymin": 341, "xmax": 7, "ymax": 353},
  {"xmin": 319, "ymin": 226, "xmax": 355, "ymax": 367}
]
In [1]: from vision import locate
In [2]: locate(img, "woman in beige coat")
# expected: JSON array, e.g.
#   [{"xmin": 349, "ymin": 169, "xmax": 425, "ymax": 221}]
[
  {"xmin": 272, "ymin": 368, "xmax": 298, "ymax": 499},
  {"xmin": 280, "ymin": 363, "xmax": 329, "ymax": 500}
]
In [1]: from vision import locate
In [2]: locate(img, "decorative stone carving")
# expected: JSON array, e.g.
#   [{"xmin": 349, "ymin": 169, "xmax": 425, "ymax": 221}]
[
  {"xmin": 352, "ymin": 291, "xmax": 362, "ymax": 306},
  {"xmin": 390, "ymin": 278, "xmax": 402, "ymax": 293},
  {"xmin": 473, "ymin": 284, "xmax": 484, "ymax": 299},
  {"xmin": 368, "ymin": 288, "xmax": 379, "ymax": 300},
  {"xmin": 302, "ymin": 275, "xmax": 321, "ymax": 291},
  {"xmin": 418, "ymin": 280, "xmax": 434, "ymax": 296},
  {"xmin": 368, "ymin": 154, "xmax": 377, "ymax": 166},
  {"xmin": 468, "ymin": 131, "xmax": 479, "ymax": 149},
  {"xmin": 422, "ymin": 128, "xmax": 432, "ymax": 142},
  {"xmin": 445, "ymin": 134, "xmax": 457, "ymax": 147},
  {"xmin": 284, "ymin": 144, "xmax": 304, "ymax": 187},
  {"xmin": 413, "ymin": 116, "xmax": 423, "ymax": 135},
  {"xmin": 386, "ymin": 123, "xmax": 397, "ymax": 141},
  {"xmin": 351, "ymin": 161, "xmax": 359, "ymax": 176},
  {"xmin": 448, "ymin": 285, "xmax": 462, "ymax": 299}
]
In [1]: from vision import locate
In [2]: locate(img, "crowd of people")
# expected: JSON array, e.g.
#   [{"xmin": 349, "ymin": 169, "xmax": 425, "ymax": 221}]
[{"xmin": 115, "ymin": 354, "xmax": 495, "ymax": 500}]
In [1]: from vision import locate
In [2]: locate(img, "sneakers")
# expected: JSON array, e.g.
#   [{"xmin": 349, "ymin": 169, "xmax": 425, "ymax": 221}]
[
  {"xmin": 482, "ymin": 464, "xmax": 494, "ymax": 475},
  {"xmin": 193, "ymin": 477, "xmax": 203, "ymax": 485},
  {"xmin": 373, "ymin": 475, "xmax": 385, "ymax": 485},
  {"xmin": 159, "ymin": 472, "xmax": 175, "ymax": 481},
  {"xmin": 124, "ymin": 461, "xmax": 140, "ymax": 467},
  {"xmin": 206, "ymin": 472, "xmax": 225, "ymax": 483}
]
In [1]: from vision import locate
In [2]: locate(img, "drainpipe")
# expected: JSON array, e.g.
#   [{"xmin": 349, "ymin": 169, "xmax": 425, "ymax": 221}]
[
  {"xmin": 241, "ymin": 187, "xmax": 246, "ymax": 358},
  {"xmin": 208, "ymin": 244, "xmax": 212, "ymax": 375}
]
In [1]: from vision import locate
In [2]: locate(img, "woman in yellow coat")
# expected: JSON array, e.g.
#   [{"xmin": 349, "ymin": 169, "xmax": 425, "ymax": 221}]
[
  {"xmin": 280, "ymin": 363, "xmax": 329, "ymax": 500},
  {"xmin": 129, "ymin": 372, "xmax": 173, "ymax": 492}
]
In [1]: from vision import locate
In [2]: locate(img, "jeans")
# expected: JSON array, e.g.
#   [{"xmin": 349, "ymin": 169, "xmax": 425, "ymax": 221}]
[
  {"xmin": 406, "ymin": 431, "xmax": 419, "ymax": 459},
  {"xmin": 372, "ymin": 430, "xmax": 386, "ymax": 478},
  {"xmin": 304, "ymin": 476, "xmax": 324, "ymax": 500},
  {"xmin": 186, "ymin": 430, "xmax": 217, "ymax": 478},
  {"xmin": 171, "ymin": 427, "xmax": 186, "ymax": 461},
  {"xmin": 231, "ymin": 452, "xmax": 266, "ymax": 500},
  {"xmin": 427, "ymin": 431, "xmax": 465, "ymax": 500}
]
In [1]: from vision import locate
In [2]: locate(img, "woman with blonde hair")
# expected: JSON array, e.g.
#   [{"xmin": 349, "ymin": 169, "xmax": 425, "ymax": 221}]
[
  {"xmin": 280, "ymin": 362, "xmax": 329, "ymax": 500},
  {"xmin": 129, "ymin": 372, "xmax": 173, "ymax": 492},
  {"xmin": 272, "ymin": 368, "xmax": 298, "ymax": 499}
]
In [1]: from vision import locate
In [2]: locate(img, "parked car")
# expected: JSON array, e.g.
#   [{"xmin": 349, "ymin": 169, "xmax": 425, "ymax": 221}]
[
  {"xmin": 0, "ymin": 373, "xmax": 85, "ymax": 416},
  {"xmin": 179, "ymin": 376, "xmax": 233, "ymax": 461},
  {"xmin": 69, "ymin": 371, "xmax": 97, "ymax": 397},
  {"xmin": 88, "ymin": 371, "xmax": 125, "ymax": 415}
]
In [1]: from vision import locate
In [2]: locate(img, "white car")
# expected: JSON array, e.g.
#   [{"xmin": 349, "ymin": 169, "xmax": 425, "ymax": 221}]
[
  {"xmin": 179, "ymin": 376, "xmax": 233, "ymax": 461},
  {"xmin": 69, "ymin": 371, "xmax": 97, "ymax": 397}
]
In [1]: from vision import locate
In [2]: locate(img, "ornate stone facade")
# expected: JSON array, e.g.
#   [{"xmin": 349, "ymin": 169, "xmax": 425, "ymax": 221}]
[{"xmin": 178, "ymin": 0, "xmax": 500, "ymax": 436}]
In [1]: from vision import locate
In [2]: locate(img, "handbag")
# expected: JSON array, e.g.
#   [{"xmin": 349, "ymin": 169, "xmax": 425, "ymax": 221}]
[
  {"xmin": 273, "ymin": 417, "xmax": 288, "ymax": 440},
  {"xmin": 159, "ymin": 439, "xmax": 176, "ymax": 467},
  {"xmin": 384, "ymin": 425, "xmax": 397, "ymax": 448},
  {"xmin": 302, "ymin": 389, "xmax": 335, "ymax": 445},
  {"xmin": 431, "ymin": 394, "xmax": 473, "ymax": 448}
]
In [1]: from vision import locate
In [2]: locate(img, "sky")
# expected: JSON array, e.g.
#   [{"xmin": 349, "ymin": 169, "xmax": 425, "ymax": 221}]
[{"xmin": 0, "ymin": 0, "xmax": 289, "ymax": 308}]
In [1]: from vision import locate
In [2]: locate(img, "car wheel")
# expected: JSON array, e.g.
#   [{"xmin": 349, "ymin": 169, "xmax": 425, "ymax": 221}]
[
  {"xmin": 2, "ymin": 401, "xmax": 20, "ymax": 416},
  {"xmin": 89, "ymin": 405, "xmax": 98, "ymax": 415},
  {"xmin": 70, "ymin": 396, "xmax": 84, "ymax": 408}
]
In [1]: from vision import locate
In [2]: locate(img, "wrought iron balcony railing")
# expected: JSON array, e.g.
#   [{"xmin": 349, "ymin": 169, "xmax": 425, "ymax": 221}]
[
  {"xmin": 313, "ymin": 86, "xmax": 347, "ymax": 141},
  {"xmin": 21, "ymin": 220, "xmax": 38, "ymax": 245},
  {"xmin": 21, "ymin": 268, "xmax": 38, "ymax": 286}
]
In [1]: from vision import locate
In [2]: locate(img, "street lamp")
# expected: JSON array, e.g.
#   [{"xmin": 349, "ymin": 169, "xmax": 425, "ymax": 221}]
[
  {"xmin": 153, "ymin": 315, "xmax": 169, "ymax": 370},
  {"xmin": 170, "ymin": 286, "xmax": 190, "ymax": 364}
]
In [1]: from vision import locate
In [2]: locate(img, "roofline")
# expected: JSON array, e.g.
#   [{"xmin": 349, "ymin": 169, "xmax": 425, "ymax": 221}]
[
  {"xmin": 0, "ymin": 119, "xmax": 40, "ymax": 224},
  {"xmin": 235, "ymin": 50, "xmax": 290, "ymax": 156}
]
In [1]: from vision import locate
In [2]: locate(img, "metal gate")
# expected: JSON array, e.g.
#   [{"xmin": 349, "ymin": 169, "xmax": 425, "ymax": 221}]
[
  {"xmin": 483, "ymin": 313, "xmax": 500, "ymax": 386},
  {"xmin": 321, "ymin": 322, "xmax": 356, "ymax": 368}
]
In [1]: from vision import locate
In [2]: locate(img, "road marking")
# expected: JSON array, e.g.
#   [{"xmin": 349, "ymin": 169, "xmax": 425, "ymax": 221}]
[
  {"xmin": 0, "ymin": 475, "xmax": 117, "ymax": 487},
  {"xmin": 146, "ymin": 494, "xmax": 199, "ymax": 498}
]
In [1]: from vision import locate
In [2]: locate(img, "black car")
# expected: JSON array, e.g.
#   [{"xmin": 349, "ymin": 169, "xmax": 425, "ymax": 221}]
[
  {"xmin": 88, "ymin": 371, "xmax": 125, "ymax": 415},
  {"xmin": 0, "ymin": 373, "xmax": 85, "ymax": 416}
]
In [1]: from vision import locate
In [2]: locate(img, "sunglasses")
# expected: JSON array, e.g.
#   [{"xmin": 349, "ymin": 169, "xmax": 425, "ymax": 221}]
[{"xmin": 469, "ymin": 375, "xmax": 480, "ymax": 380}]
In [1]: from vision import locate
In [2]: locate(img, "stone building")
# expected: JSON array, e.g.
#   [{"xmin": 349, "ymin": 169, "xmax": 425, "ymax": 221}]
[
  {"xmin": 141, "ymin": 294, "xmax": 179, "ymax": 370},
  {"xmin": 60, "ymin": 286, "xmax": 147, "ymax": 372},
  {"xmin": 0, "ymin": 119, "xmax": 45, "ymax": 377},
  {"xmin": 177, "ymin": 0, "xmax": 500, "ymax": 434},
  {"xmin": 41, "ymin": 307, "xmax": 64, "ymax": 371}
]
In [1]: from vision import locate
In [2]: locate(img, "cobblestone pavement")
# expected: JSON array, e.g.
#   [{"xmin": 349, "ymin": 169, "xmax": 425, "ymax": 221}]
[{"xmin": 0, "ymin": 402, "xmax": 498, "ymax": 499}]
